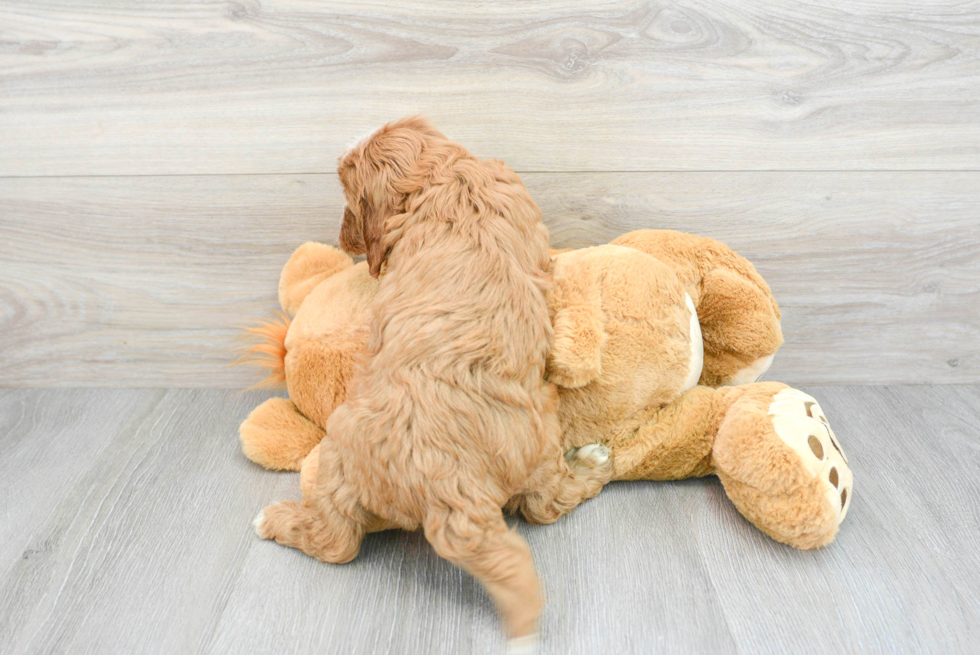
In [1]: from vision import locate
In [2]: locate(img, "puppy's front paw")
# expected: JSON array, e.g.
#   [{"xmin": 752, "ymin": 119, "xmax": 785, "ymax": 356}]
[
  {"xmin": 572, "ymin": 443, "xmax": 611, "ymax": 467},
  {"xmin": 253, "ymin": 509, "xmax": 273, "ymax": 539}
]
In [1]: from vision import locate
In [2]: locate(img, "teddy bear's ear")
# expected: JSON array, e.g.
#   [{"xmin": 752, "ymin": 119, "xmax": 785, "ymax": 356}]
[
  {"xmin": 278, "ymin": 242, "xmax": 354, "ymax": 316},
  {"xmin": 545, "ymin": 254, "xmax": 606, "ymax": 389}
]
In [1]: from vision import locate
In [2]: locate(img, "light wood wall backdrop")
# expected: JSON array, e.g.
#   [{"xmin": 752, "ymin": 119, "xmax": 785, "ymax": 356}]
[{"xmin": 1, "ymin": 0, "xmax": 978, "ymax": 387}]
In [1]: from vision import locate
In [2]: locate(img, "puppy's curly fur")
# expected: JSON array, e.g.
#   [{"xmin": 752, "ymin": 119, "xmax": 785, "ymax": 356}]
[{"xmin": 256, "ymin": 117, "xmax": 611, "ymax": 639}]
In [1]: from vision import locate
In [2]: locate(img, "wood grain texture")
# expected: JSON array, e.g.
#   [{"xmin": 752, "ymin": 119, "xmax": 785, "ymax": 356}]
[
  {"xmin": 0, "ymin": 388, "xmax": 157, "ymax": 577},
  {"xmin": 0, "ymin": 389, "xmax": 286, "ymax": 654},
  {"xmin": 1, "ymin": 386, "xmax": 978, "ymax": 654},
  {"xmin": 681, "ymin": 385, "xmax": 980, "ymax": 654},
  {"xmin": 2, "ymin": 172, "xmax": 977, "ymax": 387},
  {"xmin": 209, "ymin": 477, "xmax": 738, "ymax": 655},
  {"xmin": 0, "ymin": 0, "xmax": 978, "ymax": 175}
]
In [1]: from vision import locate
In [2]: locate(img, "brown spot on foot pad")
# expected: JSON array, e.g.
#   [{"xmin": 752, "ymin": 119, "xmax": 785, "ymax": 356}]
[
  {"xmin": 841, "ymin": 488, "xmax": 848, "ymax": 508},
  {"xmin": 829, "ymin": 467, "xmax": 839, "ymax": 487},
  {"xmin": 808, "ymin": 435, "xmax": 824, "ymax": 459}
]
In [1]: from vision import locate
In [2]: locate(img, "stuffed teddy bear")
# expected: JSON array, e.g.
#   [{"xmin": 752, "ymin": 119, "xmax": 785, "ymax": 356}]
[{"xmin": 241, "ymin": 230, "xmax": 852, "ymax": 550}]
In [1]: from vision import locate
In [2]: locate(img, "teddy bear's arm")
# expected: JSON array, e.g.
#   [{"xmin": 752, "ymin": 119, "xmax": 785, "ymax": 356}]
[
  {"xmin": 278, "ymin": 242, "xmax": 354, "ymax": 316},
  {"xmin": 611, "ymin": 230, "xmax": 783, "ymax": 386},
  {"xmin": 697, "ymin": 266, "xmax": 783, "ymax": 386},
  {"xmin": 545, "ymin": 257, "xmax": 606, "ymax": 389}
]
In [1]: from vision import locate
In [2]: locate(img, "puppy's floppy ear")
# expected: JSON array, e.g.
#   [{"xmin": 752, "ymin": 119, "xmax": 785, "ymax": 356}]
[
  {"xmin": 360, "ymin": 196, "xmax": 389, "ymax": 279},
  {"xmin": 339, "ymin": 205, "xmax": 364, "ymax": 255}
]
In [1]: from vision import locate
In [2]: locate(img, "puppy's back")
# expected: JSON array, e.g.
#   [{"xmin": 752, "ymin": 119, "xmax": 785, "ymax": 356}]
[{"xmin": 333, "ymin": 153, "xmax": 555, "ymax": 514}]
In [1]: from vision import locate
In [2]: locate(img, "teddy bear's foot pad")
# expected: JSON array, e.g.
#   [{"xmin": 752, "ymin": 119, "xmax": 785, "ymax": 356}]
[{"xmin": 768, "ymin": 388, "xmax": 853, "ymax": 524}]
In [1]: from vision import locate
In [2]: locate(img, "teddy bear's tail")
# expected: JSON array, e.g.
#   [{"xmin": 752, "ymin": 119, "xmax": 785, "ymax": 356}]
[{"xmin": 236, "ymin": 312, "xmax": 291, "ymax": 388}]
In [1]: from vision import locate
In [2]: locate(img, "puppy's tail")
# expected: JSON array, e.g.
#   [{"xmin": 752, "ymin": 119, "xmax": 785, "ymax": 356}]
[{"xmin": 235, "ymin": 312, "xmax": 291, "ymax": 388}]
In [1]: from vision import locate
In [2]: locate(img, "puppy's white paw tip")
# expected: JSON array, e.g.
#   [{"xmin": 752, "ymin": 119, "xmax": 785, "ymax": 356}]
[
  {"xmin": 576, "ymin": 443, "xmax": 611, "ymax": 466},
  {"xmin": 506, "ymin": 633, "xmax": 539, "ymax": 655},
  {"xmin": 252, "ymin": 510, "xmax": 266, "ymax": 536}
]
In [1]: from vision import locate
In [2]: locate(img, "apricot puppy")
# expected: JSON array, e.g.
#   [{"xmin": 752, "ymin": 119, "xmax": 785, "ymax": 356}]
[{"xmin": 255, "ymin": 117, "xmax": 612, "ymax": 642}]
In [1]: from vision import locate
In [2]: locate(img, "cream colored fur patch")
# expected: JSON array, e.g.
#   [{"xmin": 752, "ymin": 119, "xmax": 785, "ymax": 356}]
[
  {"xmin": 680, "ymin": 293, "xmax": 704, "ymax": 393},
  {"xmin": 729, "ymin": 353, "xmax": 774, "ymax": 385}
]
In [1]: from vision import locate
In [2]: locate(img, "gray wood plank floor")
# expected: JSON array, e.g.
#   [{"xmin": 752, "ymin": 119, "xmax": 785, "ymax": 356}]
[{"xmin": 1, "ymin": 386, "xmax": 977, "ymax": 654}]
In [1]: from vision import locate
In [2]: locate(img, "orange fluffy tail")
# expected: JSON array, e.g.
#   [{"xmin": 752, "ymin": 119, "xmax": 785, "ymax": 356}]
[{"xmin": 236, "ymin": 312, "xmax": 291, "ymax": 388}]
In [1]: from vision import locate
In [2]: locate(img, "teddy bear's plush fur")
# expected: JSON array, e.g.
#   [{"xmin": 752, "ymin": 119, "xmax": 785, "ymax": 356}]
[{"xmin": 242, "ymin": 229, "xmax": 852, "ymax": 551}]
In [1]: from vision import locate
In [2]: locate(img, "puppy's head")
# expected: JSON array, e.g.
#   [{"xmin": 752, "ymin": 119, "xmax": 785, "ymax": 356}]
[{"xmin": 337, "ymin": 116, "xmax": 447, "ymax": 278}]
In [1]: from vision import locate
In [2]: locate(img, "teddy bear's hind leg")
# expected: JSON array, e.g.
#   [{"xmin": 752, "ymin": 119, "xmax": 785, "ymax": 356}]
[
  {"xmin": 240, "ymin": 397, "xmax": 326, "ymax": 471},
  {"xmin": 609, "ymin": 386, "xmax": 719, "ymax": 482},
  {"xmin": 713, "ymin": 384, "xmax": 853, "ymax": 549}
]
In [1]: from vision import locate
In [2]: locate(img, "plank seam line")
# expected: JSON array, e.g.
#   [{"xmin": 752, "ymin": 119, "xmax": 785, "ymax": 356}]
[{"xmin": 1, "ymin": 170, "xmax": 979, "ymax": 180}]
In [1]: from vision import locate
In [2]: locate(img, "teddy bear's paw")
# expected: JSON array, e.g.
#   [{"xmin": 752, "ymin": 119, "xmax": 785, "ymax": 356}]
[
  {"xmin": 768, "ymin": 388, "xmax": 853, "ymax": 524},
  {"xmin": 570, "ymin": 443, "xmax": 611, "ymax": 468}
]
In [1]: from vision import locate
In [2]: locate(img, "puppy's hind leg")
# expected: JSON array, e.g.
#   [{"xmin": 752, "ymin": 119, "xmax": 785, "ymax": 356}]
[
  {"xmin": 254, "ymin": 441, "xmax": 365, "ymax": 563},
  {"xmin": 424, "ymin": 508, "xmax": 542, "ymax": 643},
  {"xmin": 254, "ymin": 496, "xmax": 364, "ymax": 564},
  {"xmin": 516, "ymin": 444, "xmax": 614, "ymax": 525}
]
